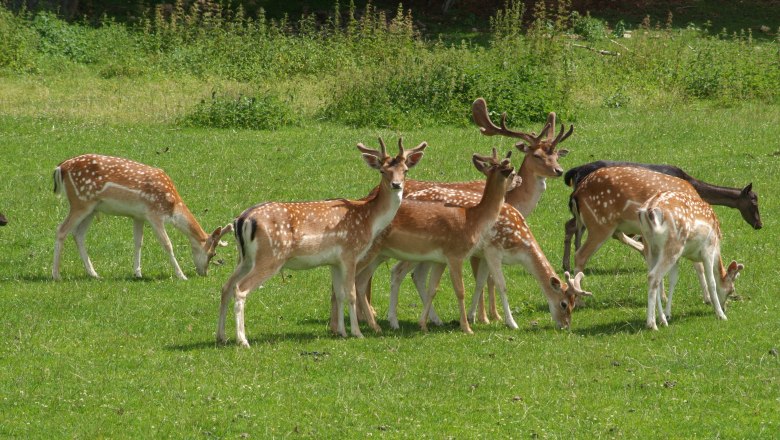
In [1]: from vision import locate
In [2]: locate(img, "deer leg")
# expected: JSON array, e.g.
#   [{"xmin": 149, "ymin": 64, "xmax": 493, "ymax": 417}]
[
  {"xmin": 484, "ymin": 250, "xmax": 517, "ymax": 330},
  {"xmin": 233, "ymin": 260, "xmax": 284, "ymax": 347},
  {"xmin": 412, "ymin": 263, "xmax": 444, "ymax": 326},
  {"xmin": 72, "ymin": 211, "xmax": 99, "ymax": 279},
  {"xmin": 692, "ymin": 262, "xmax": 710, "ymax": 304},
  {"xmin": 217, "ymin": 258, "xmax": 253, "ymax": 344},
  {"xmin": 388, "ymin": 260, "xmax": 415, "ymax": 330},
  {"xmin": 331, "ymin": 264, "xmax": 364, "ymax": 338},
  {"xmin": 615, "ymin": 232, "xmax": 644, "ymax": 253},
  {"xmin": 447, "ymin": 260, "xmax": 473, "ymax": 335},
  {"xmin": 469, "ymin": 257, "xmax": 489, "ymax": 324},
  {"xmin": 487, "ymin": 276, "xmax": 500, "ymax": 322},
  {"xmin": 703, "ymin": 256, "xmax": 728, "ymax": 321},
  {"xmin": 148, "ymin": 217, "xmax": 187, "ymax": 280},
  {"xmin": 419, "ymin": 263, "xmax": 446, "ymax": 332},
  {"xmin": 468, "ymin": 258, "xmax": 490, "ymax": 323},
  {"xmin": 53, "ymin": 206, "xmax": 96, "ymax": 280},
  {"xmin": 663, "ymin": 263, "xmax": 681, "ymax": 323},
  {"xmin": 132, "ymin": 219, "xmax": 144, "ymax": 278},
  {"xmin": 573, "ymin": 227, "xmax": 613, "ymax": 274},
  {"xmin": 562, "ymin": 217, "xmax": 578, "ymax": 272},
  {"xmin": 350, "ymin": 256, "xmax": 384, "ymax": 334}
]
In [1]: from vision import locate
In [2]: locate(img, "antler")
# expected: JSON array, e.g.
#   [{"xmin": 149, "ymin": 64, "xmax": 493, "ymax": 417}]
[
  {"xmin": 357, "ymin": 137, "xmax": 389, "ymax": 158},
  {"xmin": 565, "ymin": 271, "xmax": 592, "ymax": 297},
  {"xmin": 472, "ymin": 98, "xmax": 551, "ymax": 147},
  {"xmin": 551, "ymin": 123, "xmax": 574, "ymax": 148}
]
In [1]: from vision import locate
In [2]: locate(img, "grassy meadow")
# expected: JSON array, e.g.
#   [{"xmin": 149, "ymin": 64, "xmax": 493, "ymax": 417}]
[{"xmin": 1, "ymin": 2, "xmax": 779, "ymax": 438}]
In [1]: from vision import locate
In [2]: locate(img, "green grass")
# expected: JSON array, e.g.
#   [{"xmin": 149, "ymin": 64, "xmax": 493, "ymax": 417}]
[{"xmin": 1, "ymin": 100, "xmax": 778, "ymax": 437}]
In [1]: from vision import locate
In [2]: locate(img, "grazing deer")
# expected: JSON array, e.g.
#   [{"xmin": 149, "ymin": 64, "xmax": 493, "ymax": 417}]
[
  {"xmin": 370, "ymin": 98, "xmax": 575, "ymax": 325},
  {"xmin": 638, "ymin": 190, "xmax": 744, "ymax": 330},
  {"xmin": 349, "ymin": 149, "xmax": 515, "ymax": 334},
  {"xmin": 0, "ymin": 213, "xmax": 7, "ymax": 226},
  {"xmin": 217, "ymin": 139, "xmax": 426, "ymax": 347},
  {"xmin": 387, "ymin": 186, "xmax": 591, "ymax": 330},
  {"xmin": 561, "ymin": 160, "xmax": 761, "ymax": 272},
  {"xmin": 569, "ymin": 166, "xmax": 706, "ymax": 275},
  {"xmin": 52, "ymin": 154, "xmax": 232, "ymax": 280}
]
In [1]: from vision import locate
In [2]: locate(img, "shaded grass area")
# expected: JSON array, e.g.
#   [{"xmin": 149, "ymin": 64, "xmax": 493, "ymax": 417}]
[{"xmin": 1, "ymin": 102, "xmax": 779, "ymax": 437}]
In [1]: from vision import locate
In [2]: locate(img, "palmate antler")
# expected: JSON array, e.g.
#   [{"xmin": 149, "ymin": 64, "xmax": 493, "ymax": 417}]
[{"xmin": 472, "ymin": 98, "xmax": 574, "ymax": 149}]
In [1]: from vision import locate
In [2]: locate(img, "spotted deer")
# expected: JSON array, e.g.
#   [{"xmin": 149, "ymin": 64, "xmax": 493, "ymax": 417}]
[
  {"xmin": 561, "ymin": 160, "xmax": 761, "ymax": 272},
  {"xmin": 638, "ymin": 190, "xmax": 744, "ymax": 330},
  {"xmin": 52, "ymin": 154, "xmax": 232, "ymax": 280},
  {"xmin": 217, "ymin": 139, "xmax": 426, "ymax": 347},
  {"xmin": 348, "ymin": 149, "xmax": 515, "ymax": 334},
  {"xmin": 387, "ymin": 186, "xmax": 591, "ymax": 330},
  {"xmin": 368, "ymin": 97, "xmax": 574, "ymax": 325},
  {"xmin": 569, "ymin": 166, "xmax": 707, "ymax": 275}
]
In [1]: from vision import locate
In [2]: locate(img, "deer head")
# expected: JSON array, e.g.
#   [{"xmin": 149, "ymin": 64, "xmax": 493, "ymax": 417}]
[
  {"xmin": 472, "ymin": 97, "xmax": 573, "ymax": 178},
  {"xmin": 359, "ymin": 138, "xmax": 427, "ymax": 191}
]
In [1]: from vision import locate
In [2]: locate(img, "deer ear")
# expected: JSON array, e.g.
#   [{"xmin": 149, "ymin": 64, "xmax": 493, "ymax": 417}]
[
  {"xmin": 727, "ymin": 260, "xmax": 744, "ymax": 278},
  {"xmin": 557, "ymin": 149, "xmax": 569, "ymax": 158},
  {"xmin": 741, "ymin": 183, "xmax": 753, "ymax": 194},
  {"xmin": 471, "ymin": 155, "xmax": 491, "ymax": 175},
  {"xmin": 515, "ymin": 142, "xmax": 532, "ymax": 154},
  {"xmin": 362, "ymin": 153, "xmax": 383, "ymax": 170},
  {"xmin": 549, "ymin": 276, "xmax": 562, "ymax": 291},
  {"xmin": 405, "ymin": 151, "xmax": 424, "ymax": 169}
]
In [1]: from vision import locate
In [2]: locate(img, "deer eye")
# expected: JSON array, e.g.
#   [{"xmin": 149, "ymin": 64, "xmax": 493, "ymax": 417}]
[{"xmin": 560, "ymin": 301, "xmax": 567, "ymax": 310}]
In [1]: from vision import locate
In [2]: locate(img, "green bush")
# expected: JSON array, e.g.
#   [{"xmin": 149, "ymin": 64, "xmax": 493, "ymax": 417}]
[
  {"xmin": 571, "ymin": 11, "xmax": 606, "ymax": 41},
  {"xmin": 181, "ymin": 92, "xmax": 301, "ymax": 130},
  {"xmin": 0, "ymin": 7, "xmax": 37, "ymax": 72}
]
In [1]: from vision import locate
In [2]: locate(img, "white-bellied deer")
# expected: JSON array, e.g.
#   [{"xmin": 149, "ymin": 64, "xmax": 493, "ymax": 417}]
[
  {"xmin": 371, "ymin": 97, "xmax": 575, "ymax": 325},
  {"xmin": 638, "ymin": 191, "xmax": 744, "ymax": 330},
  {"xmin": 387, "ymin": 186, "xmax": 591, "ymax": 330},
  {"xmin": 217, "ymin": 139, "xmax": 426, "ymax": 347},
  {"xmin": 561, "ymin": 160, "xmax": 761, "ymax": 272},
  {"xmin": 569, "ymin": 166, "xmax": 703, "ymax": 275},
  {"xmin": 52, "ymin": 154, "xmax": 232, "ymax": 280},
  {"xmin": 348, "ymin": 149, "xmax": 515, "ymax": 334}
]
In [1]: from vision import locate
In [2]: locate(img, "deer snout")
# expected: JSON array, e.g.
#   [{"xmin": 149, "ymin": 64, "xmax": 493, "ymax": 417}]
[
  {"xmin": 754, "ymin": 221, "xmax": 763, "ymax": 230},
  {"xmin": 391, "ymin": 181, "xmax": 403, "ymax": 190},
  {"xmin": 554, "ymin": 167, "xmax": 564, "ymax": 177}
]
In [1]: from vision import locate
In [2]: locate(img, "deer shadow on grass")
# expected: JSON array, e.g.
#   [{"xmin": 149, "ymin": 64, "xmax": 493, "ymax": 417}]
[{"xmin": 573, "ymin": 308, "xmax": 716, "ymax": 336}]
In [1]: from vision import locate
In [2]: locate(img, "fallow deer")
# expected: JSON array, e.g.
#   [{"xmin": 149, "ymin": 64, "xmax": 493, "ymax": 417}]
[
  {"xmin": 217, "ymin": 139, "xmax": 426, "ymax": 347},
  {"xmin": 569, "ymin": 166, "xmax": 705, "ymax": 275},
  {"xmin": 387, "ymin": 186, "xmax": 591, "ymax": 330},
  {"xmin": 52, "ymin": 154, "xmax": 232, "ymax": 280},
  {"xmin": 348, "ymin": 149, "xmax": 515, "ymax": 334},
  {"xmin": 372, "ymin": 97, "xmax": 575, "ymax": 325},
  {"xmin": 561, "ymin": 160, "xmax": 761, "ymax": 272},
  {"xmin": 638, "ymin": 190, "xmax": 744, "ymax": 330}
]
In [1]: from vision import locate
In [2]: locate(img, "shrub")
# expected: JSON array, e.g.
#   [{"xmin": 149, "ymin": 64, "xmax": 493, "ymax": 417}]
[
  {"xmin": 571, "ymin": 11, "xmax": 606, "ymax": 41},
  {"xmin": 181, "ymin": 92, "xmax": 301, "ymax": 130}
]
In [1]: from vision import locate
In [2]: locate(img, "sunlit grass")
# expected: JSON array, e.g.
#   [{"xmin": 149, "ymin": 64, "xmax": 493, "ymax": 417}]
[{"xmin": 1, "ymin": 98, "xmax": 778, "ymax": 437}]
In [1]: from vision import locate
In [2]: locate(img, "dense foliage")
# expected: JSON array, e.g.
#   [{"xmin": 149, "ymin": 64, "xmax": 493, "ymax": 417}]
[{"xmin": 0, "ymin": 0, "xmax": 778, "ymax": 129}]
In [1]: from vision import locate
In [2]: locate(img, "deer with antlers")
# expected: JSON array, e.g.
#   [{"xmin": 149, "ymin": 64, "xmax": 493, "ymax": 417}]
[
  {"xmin": 386, "ymin": 185, "xmax": 591, "ymax": 330},
  {"xmin": 638, "ymin": 190, "xmax": 744, "ymax": 330},
  {"xmin": 561, "ymin": 160, "xmax": 761, "ymax": 273},
  {"xmin": 345, "ymin": 148, "xmax": 515, "ymax": 334},
  {"xmin": 52, "ymin": 154, "xmax": 232, "ymax": 280},
  {"xmin": 373, "ymin": 98, "xmax": 575, "ymax": 325},
  {"xmin": 217, "ymin": 139, "xmax": 426, "ymax": 347}
]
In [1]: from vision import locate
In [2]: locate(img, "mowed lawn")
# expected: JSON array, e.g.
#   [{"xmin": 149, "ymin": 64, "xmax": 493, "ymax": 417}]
[{"xmin": 0, "ymin": 103, "xmax": 778, "ymax": 438}]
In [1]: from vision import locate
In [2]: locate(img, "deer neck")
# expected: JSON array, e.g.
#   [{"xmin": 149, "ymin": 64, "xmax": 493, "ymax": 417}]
[
  {"xmin": 688, "ymin": 179, "xmax": 742, "ymax": 209},
  {"xmin": 172, "ymin": 203, "xmax": 209, "ymax": 247},
  {"xmin": 505, "ymin": 158, "xmax": 547, "ymax": 217},
  {"xmin": 364, "ymin": 179, "xmax": 404, "ymax": 239},
  {"xmin": 470, "ymin": 171, "xmax": 508, "ymax": 234}
]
